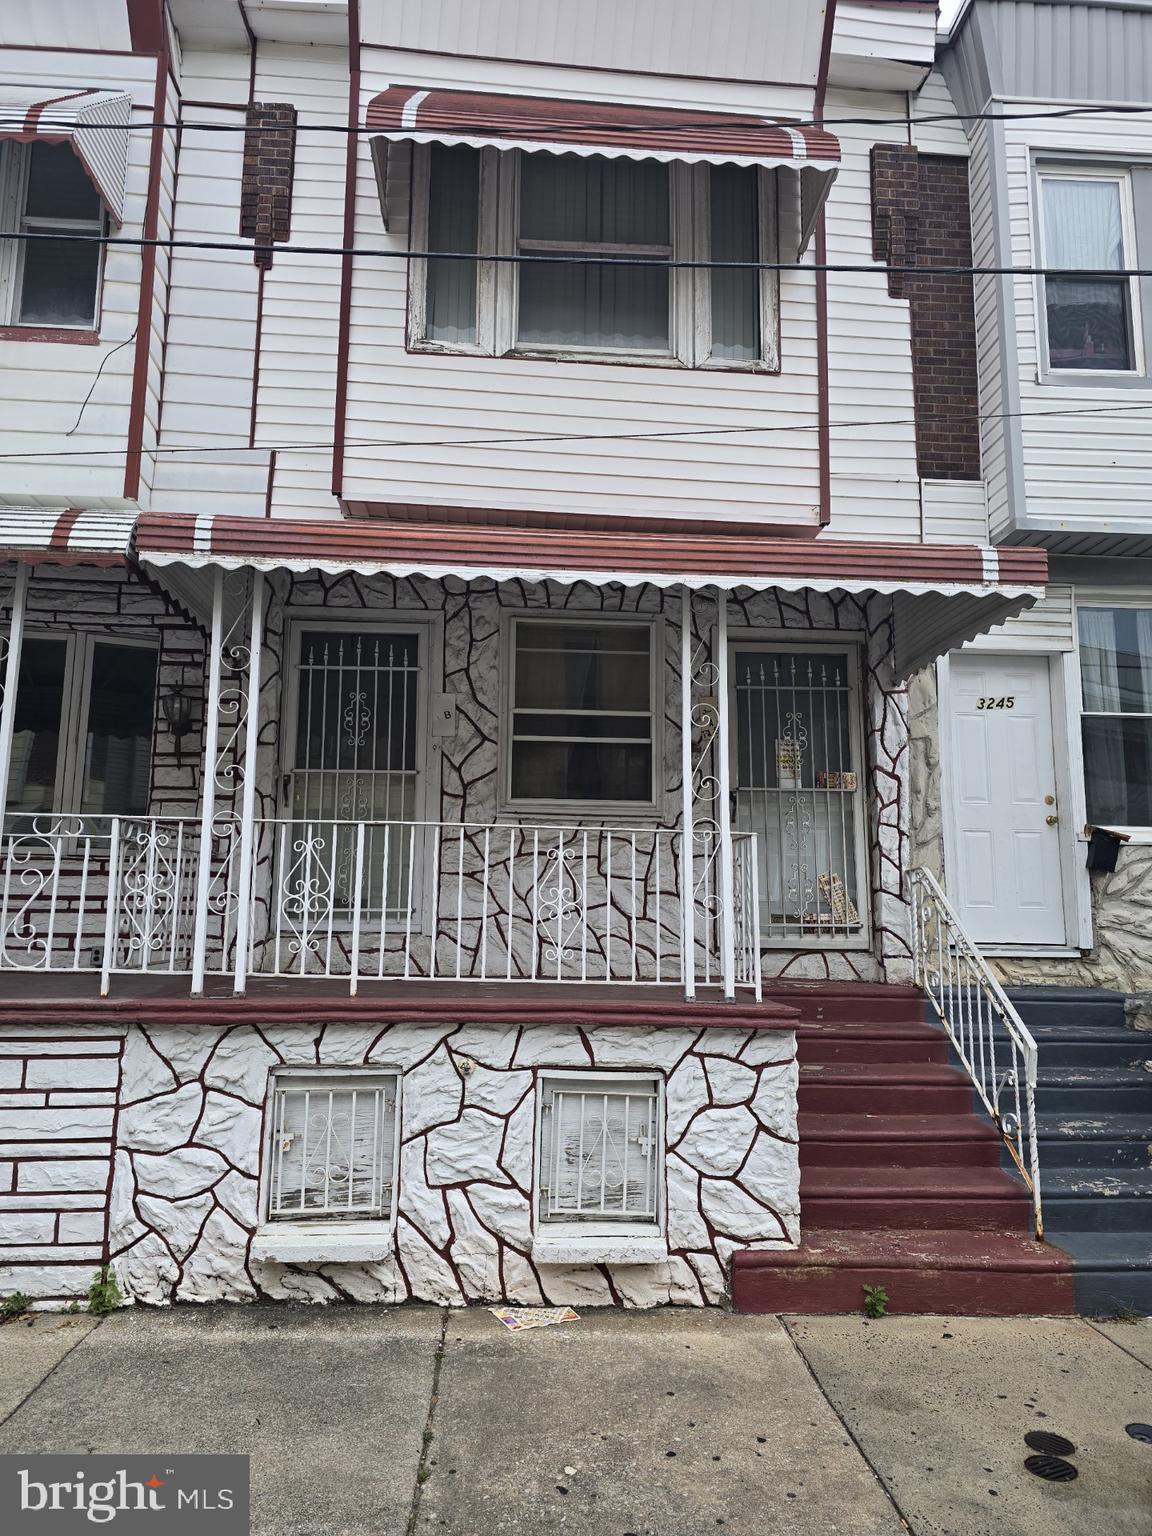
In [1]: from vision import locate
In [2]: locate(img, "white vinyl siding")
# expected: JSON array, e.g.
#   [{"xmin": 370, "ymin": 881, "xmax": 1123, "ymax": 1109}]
[
  {"xmin": 537, "ymin": 1075, "xmax": 662, "ymax": 1227},
  {"xmin": 266, "ymin": 1072, "xmax": 399, "ymax": 1222}
]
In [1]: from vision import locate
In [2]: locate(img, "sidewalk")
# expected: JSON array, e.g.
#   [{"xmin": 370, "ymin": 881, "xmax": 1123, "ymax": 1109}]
[{"xmin": 0, "ymin": 1306, "xmax": 1149, "ymax": 1535}]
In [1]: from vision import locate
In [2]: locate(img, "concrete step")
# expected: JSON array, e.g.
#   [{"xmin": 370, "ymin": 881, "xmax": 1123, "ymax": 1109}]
[
  {"xmin": 731, "ymin": 1228, "xmax": 1074, "ymax": 1315},
  {"xmin": 800, "ymin": 1165, "xmax": 1032, "ymax": 1231},
  {"xmin": 1022, "ymin": 1032, "xmax": 1152, "ymax": 1069},
  {"xmin": 1053, "ymin": 1231, "xmax": 1152, "ymax": 1316},
  {"xmin": 1007, "ymin": 988, "xmax": 1128, "ymax": 1031},
  {"xmin": 799, "ymin": 1112, "xmax": 1002, "ymax": 1168},
  {"xmin": 765, "ymin": 984, "xmax": 927, "ymax": 1026},
  {"xmin": 1035, "ymin": 1114, "xmax": 1152, "ymax": 1169},
  {"xmin": 799, "ymin": 1062, "xmax": 974, "ymax": 1115},
  {"xmin": 797, "ymin": 1024, "xmax": 949, "ymax": 1066},
  {"xmin": 1039, "ymin": 1168, "xmax": 1152, "ymax": 1233},
  {"xmin": 1034, "ymin": 1065, "xmax": 1152, "ymax": 1113}
]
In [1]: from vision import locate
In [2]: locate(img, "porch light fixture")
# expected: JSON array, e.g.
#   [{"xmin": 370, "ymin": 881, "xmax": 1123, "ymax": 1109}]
[{"xmin": 159, "ymin": 685, "xmax": 197, "ymax": 764}]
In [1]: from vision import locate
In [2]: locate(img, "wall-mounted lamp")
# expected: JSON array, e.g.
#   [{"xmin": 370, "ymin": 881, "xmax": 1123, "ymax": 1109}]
[{"xmin": 160, "ymin": 686, "xmax": 197, "ymax": 765}]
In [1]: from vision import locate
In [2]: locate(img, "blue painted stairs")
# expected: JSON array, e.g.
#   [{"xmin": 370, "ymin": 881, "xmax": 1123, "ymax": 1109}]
[{"xmin": 1007, "ymin": 987, "xmax": 1152, "ymax": 1316}]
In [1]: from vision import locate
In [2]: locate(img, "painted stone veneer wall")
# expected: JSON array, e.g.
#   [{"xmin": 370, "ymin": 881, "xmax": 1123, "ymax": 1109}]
[
  {"xmin": 908, "ymin": 664, "xmax": 1152, "ymax": 991},
  {"xmin": 247, "ymin": 573, "xmax": 913, "ymax": 984},
  {"xmin": 108, "ymin": 1020, "xmax": 799, "ymax": 1308}
]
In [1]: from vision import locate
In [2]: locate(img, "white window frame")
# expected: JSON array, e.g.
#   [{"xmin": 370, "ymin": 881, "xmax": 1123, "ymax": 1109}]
[
  {"xmin": 1, "ymin": 629, "xmax": 158, "ymax": 820},
  {"xmin": 1072, "ymin": 588, "xmax": 1152, "ymax": 839},
  {"xmin": 261, "ymin": 1067, "xmax": 401, "ymax": 1228},
  {"xmin": 408, "ymin": 144, "xmax": 779, "ymax": 371},
  {"xmin": 499, "ymin": 611, "xmax": 663, "ymax": 819},
  {"xmin": 533, "ymin": 1071, "xmax": 664, "ymax": 1239},
  {"xmin": 1034, "ymin": 163, "xmax": 1144, "ymax": 380},
  {"xmin": 0, "ymin": 141, "xmax": 106, "ymax": 331}
]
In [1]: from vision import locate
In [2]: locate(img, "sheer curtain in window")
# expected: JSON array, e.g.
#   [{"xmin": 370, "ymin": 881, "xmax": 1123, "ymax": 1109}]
[
  {"xmin": 709, "ymin": 165, "xmax": 760, "ymax": 362},
  {"xmin": 424, "ymin": 144, "xmax": 480, "ymax": 345},
  {"xmin": 517, "ymin": 154, "xmax": 671, "ymax": 351},
  {"xmin": 1042, "ymin": 177, "xmax": 1132, "ymax": 368}
]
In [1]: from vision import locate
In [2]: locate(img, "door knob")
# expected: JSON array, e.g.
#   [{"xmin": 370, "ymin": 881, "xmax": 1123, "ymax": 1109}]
[{"xmin": 1046, "ymin": 814, "xmax": 1059, "ymax": 826}]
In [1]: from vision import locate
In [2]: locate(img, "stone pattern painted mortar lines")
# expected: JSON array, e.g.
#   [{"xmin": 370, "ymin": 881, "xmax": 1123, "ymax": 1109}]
[
  {"xmin": 107, "ymin": 1020, "xmax": 800, "ymax": 1309},
  {"xmin": 0, "ymin": 1026, "xmax": 125, "ymax": 1301}
]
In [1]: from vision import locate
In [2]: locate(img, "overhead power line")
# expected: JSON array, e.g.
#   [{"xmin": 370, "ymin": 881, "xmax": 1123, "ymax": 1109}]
[
  {"xmin": 4, "ymin": 396, "xmax": 1152, "ymax": 462},
  {"xmin": 19, "ymin": 100, "xmax": 1152, "ymax": 136},
  {"xmin": 0, "ymin": 225, "xmax": 1145, "ymax": 279}
]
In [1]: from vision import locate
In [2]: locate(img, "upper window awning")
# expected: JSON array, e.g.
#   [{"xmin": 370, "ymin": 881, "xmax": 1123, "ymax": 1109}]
[
  {"xmin": 0, "ymin": 88, "xmax": 132, "ymax": 225},
  {"xmin": 366, "ymin": 86, "xmax": 840, "ymax": 171},
  {"xmin": 134, "ymin": 512, "xmax": 1046, "ymax": 679}
]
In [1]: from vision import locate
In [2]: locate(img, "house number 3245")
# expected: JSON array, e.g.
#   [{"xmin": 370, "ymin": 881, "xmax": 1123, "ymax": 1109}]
[{"xmin": 976, "ymin": 697, "xmax": 1015, "ymax": 709}]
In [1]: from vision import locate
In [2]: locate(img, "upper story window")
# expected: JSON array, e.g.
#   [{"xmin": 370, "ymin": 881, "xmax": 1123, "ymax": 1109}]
[
  {"xmin": 1078, "ymin": 603, "xmax": 1152, "ymax": 830},
  {"xmin": 412, "ymin": 145, "xmax": 778, "ymax": 370},
  {"xmin": 1038, "ymin": 168, "xmax": 1140, "ymax": 374},
  {"xmin": 0, "ymin": 142, "xmax": 105, "ymax": 330},
  {"xmin": 3, "ymin": 634, "xmax": 156, "ymax": 824}
]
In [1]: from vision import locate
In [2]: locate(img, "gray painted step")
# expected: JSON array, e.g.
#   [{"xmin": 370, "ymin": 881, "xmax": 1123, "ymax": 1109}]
[
  {"xmin": 1050, "ymin": 1231, "xmax": 1152, "ymax": 1316},
  {"xmin": 1038, "ymin": 1168, "xmax": 1152, "ymax": 1232},
  {"xmin": 1036, "ymin": 1066, "xmax": 1152, "ymax": 1113},
  {"xmin": 1035, "ymin": 1114, "xmax": 1152, "ymax": 1169}
]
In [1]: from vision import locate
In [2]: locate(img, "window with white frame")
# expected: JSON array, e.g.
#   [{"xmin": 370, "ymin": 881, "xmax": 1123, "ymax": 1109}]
[
  {"xmin": 505, "ymin": 617, "xmax": 657, "ymax": 809},
  {"xmin": 1078, "ymin": 603, "xmax": 1152, "ymax": 828},
  {"xmin": 3, "ymin": 634, "xmax": 157, "ymax": 822},
  {"xmin": 537, "ymin": 1075, "xmax": 662, "ymax": 1229},
  {"xmin": 266, "ymin": 1072, "xmax": 399, "ymax": 1223},
  {"xmin": 0, "ymin": 142, "xmax": 105, "ymax": 329},
  {"xmin": 1038, "ymin": 168, "xmax": 1139, "ymax": 373},
  {"xmin": 413, "ymin": 144, "xmax": 778, "ymax": 368}
]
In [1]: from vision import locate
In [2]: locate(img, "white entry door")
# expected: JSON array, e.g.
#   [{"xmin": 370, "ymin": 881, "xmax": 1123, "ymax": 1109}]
[{"xmin": 946, "ymin": 654, "xmax": 1066, "ymax": 947}]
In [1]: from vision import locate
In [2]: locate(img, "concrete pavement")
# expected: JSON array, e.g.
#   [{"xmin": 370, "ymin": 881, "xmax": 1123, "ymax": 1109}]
[{"xmin": 0, "ymin": 1306, "xmax": 1149, "ymax": 1535}]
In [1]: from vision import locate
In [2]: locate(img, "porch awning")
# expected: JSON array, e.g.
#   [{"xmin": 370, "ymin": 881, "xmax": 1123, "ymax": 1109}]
[
  {"xmin": 366, "ymin": 87, "xmax": 840, "ymax": 171},
  {"xmin": 134, "ymin": 512, "xmax": 1047, "ymax": 677},
  {"xmin": 0, "ymin": 508, "xmax": 137, "ymax": 567},
  {"xmin": 0, "ymin": 89, "xmax": 133, "ymax": 225}
]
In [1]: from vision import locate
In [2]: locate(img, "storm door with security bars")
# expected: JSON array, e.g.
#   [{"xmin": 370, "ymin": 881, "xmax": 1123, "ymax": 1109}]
[
  {"xmin": 282, "ymin": 624, "xmax": 428, "ymax": 924},
  {"xmin": 731, "ymin": 641, "xmax": 869, "ymax": 947}
]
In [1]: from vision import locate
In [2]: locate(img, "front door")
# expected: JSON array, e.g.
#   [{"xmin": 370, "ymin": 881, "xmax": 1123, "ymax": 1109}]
[{"xmin": 946, "ymin": 653, "xmax": 1066, "ymax": 947}]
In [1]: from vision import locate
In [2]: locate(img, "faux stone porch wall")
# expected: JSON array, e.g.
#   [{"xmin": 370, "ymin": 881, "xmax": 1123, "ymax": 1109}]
[
  {"xmin": 109, "ymin": 1021, "xmax": 799, "ymax": 1309},
  {"xmin": 908, "ymin": 664, "xmax": 1152, "ymax": 992},
  {"xmin": 249, "ymin": 573, "xmax": 913, "ymax": 983}
]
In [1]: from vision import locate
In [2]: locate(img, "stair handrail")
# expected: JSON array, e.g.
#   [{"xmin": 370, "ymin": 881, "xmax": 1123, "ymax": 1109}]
[{"xmin": 908, "ymin": 867, "xmax": 1043, "ymax": 1239}]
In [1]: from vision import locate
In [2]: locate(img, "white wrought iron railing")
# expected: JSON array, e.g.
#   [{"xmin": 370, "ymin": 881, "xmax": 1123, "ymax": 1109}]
[
  {"xmin": 0, "ymin": 814, "xmax": 762, "ymax": 998},
  {"xmin": 908, "ymin": 866, "xmax": 1043, "ymax": 1238}
]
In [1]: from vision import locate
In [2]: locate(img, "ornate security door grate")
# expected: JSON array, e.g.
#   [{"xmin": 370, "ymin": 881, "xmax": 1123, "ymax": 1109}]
[
  {"xmin": 733, "ymin": 646, "xmax": 867, "ymax": 945},
  {"xmin": 285, "ymin": 629, "xmax": 421, "ymax": 921}
]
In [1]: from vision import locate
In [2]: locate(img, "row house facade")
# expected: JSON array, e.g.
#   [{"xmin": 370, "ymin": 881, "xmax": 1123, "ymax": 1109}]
[{"xmin": 0, "ymin": 0, "xmax": 1084, "ymax": 1314}]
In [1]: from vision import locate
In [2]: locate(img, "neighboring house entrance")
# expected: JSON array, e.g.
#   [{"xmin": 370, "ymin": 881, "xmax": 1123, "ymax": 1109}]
[{"xmin": 944, "ymin": 653, "xmax": 1067, "ymax": 947}]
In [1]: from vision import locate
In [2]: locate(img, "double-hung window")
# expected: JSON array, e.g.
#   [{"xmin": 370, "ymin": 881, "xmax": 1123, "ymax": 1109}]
[
  {"xmin": 504, "ymin": 616, "xmax": 658, "ymax": 811},
  {"xmin": 0, "ymin": 142, "xmax": 105, "ymax": 329},
  {"xmin": 1078, "ymin": 603, "xmax": 1152, "ymax": 829},
  {"xmin": 2, "ymin": 635, "xmax": 157, "ymax": 824},
  {"xmin": 265, "ymin": 1071, "xmax": 399, "ymax": 1224},
  {"xmin": 414, "ymin": 146, "xmax": 777, "ymax": 369},
  {"xmin": 1038, "ymin": 168, "xmax": 1140, "ymax": 374}
]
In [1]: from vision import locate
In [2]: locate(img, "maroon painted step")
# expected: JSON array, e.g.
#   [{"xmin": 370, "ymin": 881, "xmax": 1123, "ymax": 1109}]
[
  {"xmin": 801, "ymin": 1166, "xmax": 1033, "ymax": 1232},
  {"xmin": 766, "ymin": 982, "xmax": 927, "ymax": 1025},
  {"xmin": 800, "ymin": 1111, "xmax": 1003, "ymax": 1167},
  {"xmin": 799, "ymin": 1061, "xmax": 974, "ymax": 1115},
  {"xmin": 797, "ymin": 1023, "xmax": 949, "ymax": 1065},
  {"xmin": 732, "ymin": 1229, "xmax": 1075, "ymax": 1315}
]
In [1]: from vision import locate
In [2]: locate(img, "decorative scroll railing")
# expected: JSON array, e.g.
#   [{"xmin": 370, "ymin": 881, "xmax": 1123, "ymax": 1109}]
[
  {"xmin": 0, "ymin": 814, "xmax": 762, "ymax": 998},
  {"xmin": 908, "ymin": 866, "xmax": 1043, "ymax": 1238}
]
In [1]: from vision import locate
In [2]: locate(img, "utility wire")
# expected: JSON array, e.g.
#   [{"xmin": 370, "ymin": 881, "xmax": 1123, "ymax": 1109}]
[
  {"xmin": 20, "ymin": 100, "xmax": 1152, "ymax": 135},
  {"xmin": 6, "ymin": 396, "xmax": 1152, "ymax": 461},
  {"xmin": 0, "ymin": 225, "xmax": 1144, "ymax": 278}
]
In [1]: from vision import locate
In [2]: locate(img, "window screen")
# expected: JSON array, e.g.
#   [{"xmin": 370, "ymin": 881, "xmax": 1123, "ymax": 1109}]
[
  {"xmin": 17, "ymin": 143, "xmax": 103, "ymax": 327},
  {"xmin": 267, "ymin": 1073, "xmax": 398, "ymax": 1221},
  {"xmin": 1079, "ymin": 606, "xmax": 1152, "ymax": 826},
  {"xmin": 509, "ymin": 621, "xmax": 654, "ymax": 803},
  {"xmin": 538, "ymin": 1077, "xmax": 660, "ymax": 1224}
]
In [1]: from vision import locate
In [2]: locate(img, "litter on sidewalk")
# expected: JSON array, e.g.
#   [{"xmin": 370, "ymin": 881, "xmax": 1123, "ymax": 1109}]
[{"xmin": 488, "ymin": 1306, "xmax": 580, "ymax": 1332}]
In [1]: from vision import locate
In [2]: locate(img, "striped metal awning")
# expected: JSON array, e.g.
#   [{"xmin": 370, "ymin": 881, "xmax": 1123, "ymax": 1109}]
[
  {"xmin": 0, "ymin": 88, "xmax": 133, "ymax": 224},
  {"xmin": 0, "ymin": 508, "xmax": 137, "ymax": 567}
]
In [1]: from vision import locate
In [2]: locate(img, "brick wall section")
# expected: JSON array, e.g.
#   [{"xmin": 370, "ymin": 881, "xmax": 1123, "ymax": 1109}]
[
  {"xmin": 240, "ymin": 102, "xmax": 298, "ymax": 268},
  {"xmin": 870, "ymin": 147, "xmax": 981, "ymax": 480},
  {"xmin": 0, "ymin": 1029, "xmax": 124, "ymax": 1301}
]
